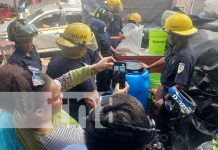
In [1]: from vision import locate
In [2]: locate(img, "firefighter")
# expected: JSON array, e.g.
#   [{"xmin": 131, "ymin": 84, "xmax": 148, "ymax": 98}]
[
  {"xmin": 94, "ymin": 0, "xmax": 125, "ymax": 48},
  {"xmin": 8, "ymin": 19, "xmax": 42, "ymax": 70},
  {"xmin": 46, "ymin": 23, "xmax": 100, "ymax": 121},
  {"xmin": 142, "ymin": 13, "xmax": 198, "ymax": 149},
  {"xmin": 128, "ymin": 12, "xmax": 142, "ymax": 26}
]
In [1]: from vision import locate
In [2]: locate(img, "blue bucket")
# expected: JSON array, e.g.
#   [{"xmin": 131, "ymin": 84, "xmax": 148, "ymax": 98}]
[{"xmin": 126, "ymin": 69, "xmax": 150, "ymax": 110}]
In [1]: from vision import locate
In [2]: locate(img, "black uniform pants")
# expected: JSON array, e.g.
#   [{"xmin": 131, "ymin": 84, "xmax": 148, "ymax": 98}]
[{"xmin": 156, "ymin": 87, "xmax": 178, "ymax": 150}]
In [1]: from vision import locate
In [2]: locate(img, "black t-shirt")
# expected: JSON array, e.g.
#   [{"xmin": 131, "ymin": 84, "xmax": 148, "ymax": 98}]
[
  {"xmin": 107, "ymin": 14, "xmax": 123, "ymax": 48},
  {"xmin": 9, "ymin": 46, "xmax": 42, "ymax": 71},
  {"xmin": 161, "ymin": 45, "xmax": 196, "ymax": 91},
  {"xmin": 46, "ymin": 50, "xmax": 100, "ymax": 92}
]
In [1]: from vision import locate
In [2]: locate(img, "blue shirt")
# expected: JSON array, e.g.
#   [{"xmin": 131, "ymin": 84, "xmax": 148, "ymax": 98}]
[
  {"xmin": 90, "ymin": 18, "xmax": 112, "ymax": 57},
  {"xmin": 98, "ymin": 32, "xmax": 112, "ymax": 57},
  {"xmin": 46, "ymin": 50, "xmax": 100, "ymax": 92},
  {"xmin": 161, "ymin": 45, "xmax": 196, "ymax": 91},
  {"xmin": 9, "ymin": 46, "xmax": 42, "ymax": 71}
]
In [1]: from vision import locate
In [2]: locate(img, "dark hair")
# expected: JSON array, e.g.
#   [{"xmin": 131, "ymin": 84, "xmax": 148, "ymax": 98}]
[
  {"xmin": 0, "ymin": 64, "xmax": 32, "ymax": 112},
  {"xmin": 86, "ymin": 94, "xmax": 148, "ymax": 150},
  {"xmin": 16, "ymin": 71, "xmax": 52, "ymax": 114},
  {"xmin": 0, "ymin": 64, "xmax": 52, "ymax": 114}
]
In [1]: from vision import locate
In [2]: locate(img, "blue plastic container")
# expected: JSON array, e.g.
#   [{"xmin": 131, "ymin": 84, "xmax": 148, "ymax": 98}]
[{"xmin": 126, "ymin": 69, "xmax": 150, "ymax": 110}]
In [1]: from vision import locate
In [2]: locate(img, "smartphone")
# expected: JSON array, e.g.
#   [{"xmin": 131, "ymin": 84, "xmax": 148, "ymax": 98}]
[{"xmin": 112, "ymin": 62, "xmax": 126, "ymax": 89}]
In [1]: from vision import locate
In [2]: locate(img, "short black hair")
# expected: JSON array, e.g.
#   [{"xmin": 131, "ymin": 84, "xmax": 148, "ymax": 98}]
[{"xmin": 86, "ymin": 94, "xmax": 148, "ymax": 150}]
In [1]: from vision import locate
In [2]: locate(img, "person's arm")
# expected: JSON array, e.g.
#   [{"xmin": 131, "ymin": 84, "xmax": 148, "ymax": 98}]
[
  {"xmin": 98, "ymin": 51, "xmax": 104, "ymax": 59},
  {"xmin": 111, "ymin": 32, "xmax": 125, "ymax": 41},
  {"xmin": 55, "ymin": 57, "xmax": 115, "ymax": 91},
  {"xmin": 141, "ymin": 57, "xmax": 166, "ymax": 70},
  {"xmin": 110, "ymin": 46, "xmax": 119, "ymax": 55},
  {"xmin": 162, "ymin": 53, "xmax": 192, "ymax": 103}
]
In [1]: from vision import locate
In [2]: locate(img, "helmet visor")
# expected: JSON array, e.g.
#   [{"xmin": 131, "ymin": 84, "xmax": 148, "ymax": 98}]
[
  {"xmin": 15, "ymin": 24, "xmax": 38, "ymax": 40},
  {"xmin": 85, "ymin": 33, "xmax": 98, "ymax": 51}
]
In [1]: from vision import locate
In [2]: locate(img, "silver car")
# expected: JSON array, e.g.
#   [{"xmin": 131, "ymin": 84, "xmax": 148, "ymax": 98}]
[{"xmin": 0, "ymin": 2, "xmax": 82, "ymax": 56}]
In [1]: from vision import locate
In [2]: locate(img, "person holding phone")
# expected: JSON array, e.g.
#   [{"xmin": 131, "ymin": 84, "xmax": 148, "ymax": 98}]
[{"xmin": 10, "ymin": 57, "xmax": 129, "ymax": 150}]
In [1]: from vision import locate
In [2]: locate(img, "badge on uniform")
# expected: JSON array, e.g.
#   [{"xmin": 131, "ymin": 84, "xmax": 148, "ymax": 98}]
[{"xmin": 178, "ymin": 63, "xmax": 185, "ymax": 73}]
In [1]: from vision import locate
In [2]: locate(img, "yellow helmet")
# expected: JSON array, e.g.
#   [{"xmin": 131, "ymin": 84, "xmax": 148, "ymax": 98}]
[
  {"xmin": 105, "ymin": 0, "xmax": 123, "ymax": 11},
  {"xmin": 164, "ymin": 13, "xmax": 198, "ymax": 36},
  {"xmin": 129, "ymin": 13, "xmax": 142, "ymax": 24},
  {"xmin": 57, "ymin": 23, "xmax": 98, "ymax": 51}
]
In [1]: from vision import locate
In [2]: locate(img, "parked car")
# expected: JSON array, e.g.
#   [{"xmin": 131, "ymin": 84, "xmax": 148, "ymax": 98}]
[{"xmin": 0, "ymin": 2, "xmax": 82, "ymax": 57}]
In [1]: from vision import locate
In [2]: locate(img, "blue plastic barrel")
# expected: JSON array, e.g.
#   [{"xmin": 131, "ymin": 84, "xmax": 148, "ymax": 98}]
[{"xmin": 126, "ymin": 69, "xmax": 150, "ymax": 110}]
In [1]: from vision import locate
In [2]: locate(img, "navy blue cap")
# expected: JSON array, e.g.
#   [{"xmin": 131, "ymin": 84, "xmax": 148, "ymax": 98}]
[{"xmin": 90, "ymin": 18, "xmax": 106, "ymax": 33}]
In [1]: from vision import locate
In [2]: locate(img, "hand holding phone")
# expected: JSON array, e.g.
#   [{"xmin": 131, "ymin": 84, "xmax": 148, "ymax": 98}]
[
  {"xmin": 112, "ymin": 62, "xmax": 126, "ymax": 89},
  {"xmin": 113, "ymin": 82, "xmax": 129, "ymax": 95}
]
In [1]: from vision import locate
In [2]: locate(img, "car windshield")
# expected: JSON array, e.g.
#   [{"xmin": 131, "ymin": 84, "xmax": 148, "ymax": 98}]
[{"xmin": 25, "ymin": 9, "xmax": 44, "ymax": 23}]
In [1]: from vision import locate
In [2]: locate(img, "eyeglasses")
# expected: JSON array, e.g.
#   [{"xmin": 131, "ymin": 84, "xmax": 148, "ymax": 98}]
[{"xmin": 28, "ymin": 66, "xmax": 45, "ymax": 86}]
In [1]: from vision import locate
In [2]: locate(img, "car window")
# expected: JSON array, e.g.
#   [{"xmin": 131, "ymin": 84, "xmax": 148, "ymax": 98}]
[
  {"xmin": 33, "ymin": 12, "xmax": 61, "ymax": 29},
  {"xmin": 25, "ymin": 9, "xmax": 44, "ymax": 23},
  {"xmin": 65, "ymin": 11, "xmax": 82, "ymax": 25}
]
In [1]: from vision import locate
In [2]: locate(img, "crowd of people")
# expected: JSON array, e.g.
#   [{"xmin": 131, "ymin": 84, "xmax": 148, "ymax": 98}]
[{"xmin": 1, "ymin": 0, "xmax": 211, "ymax": 149}]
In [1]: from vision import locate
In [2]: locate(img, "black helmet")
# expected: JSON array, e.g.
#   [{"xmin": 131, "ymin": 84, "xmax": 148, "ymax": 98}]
[
  {"xmin": 7, "ymin": 19, "xmax": 38, "ymax": 42},
  {"xmin": 94, "ymin": 6, "xmax": 109, "ymax": 21}
]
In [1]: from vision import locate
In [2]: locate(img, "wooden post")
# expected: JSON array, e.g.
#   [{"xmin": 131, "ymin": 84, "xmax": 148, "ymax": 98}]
[{"xmin": 13, "ymin": 0, "xmax": 19, "ymax": 19}]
